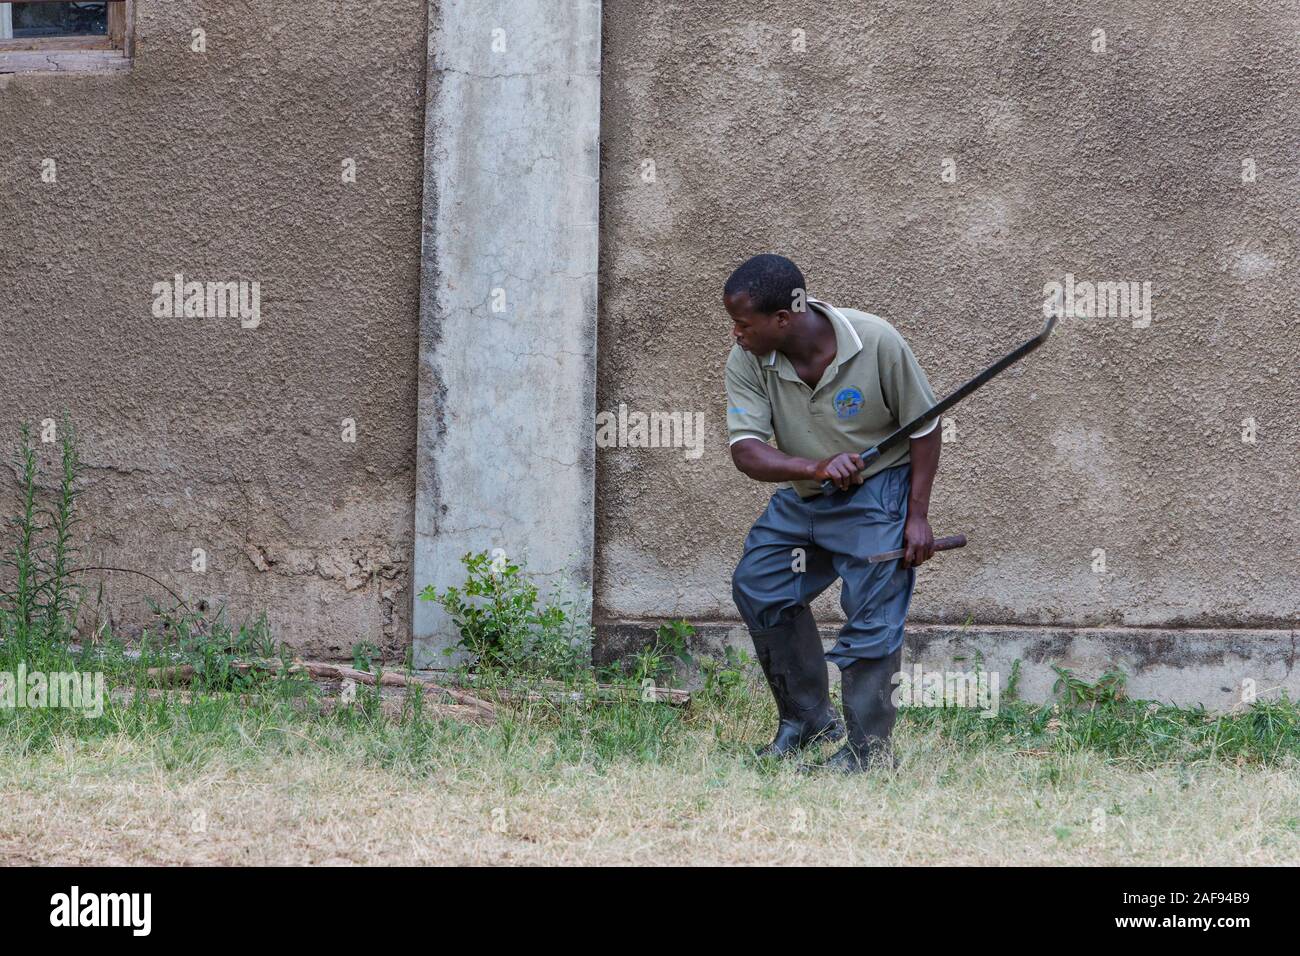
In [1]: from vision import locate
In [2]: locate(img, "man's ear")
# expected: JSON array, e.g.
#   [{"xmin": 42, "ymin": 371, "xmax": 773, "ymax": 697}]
[{"xmin": 773, "ymin": 309, "xmax": 793, "ymax": 328}]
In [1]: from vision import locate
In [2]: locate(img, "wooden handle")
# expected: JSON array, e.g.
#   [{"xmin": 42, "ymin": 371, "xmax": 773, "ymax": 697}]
[{"xmin": 866, "ymin": 533, "xmax": 968, "ymax": 564}]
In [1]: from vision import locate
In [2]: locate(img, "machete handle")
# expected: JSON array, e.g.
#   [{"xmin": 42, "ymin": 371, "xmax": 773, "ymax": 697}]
[
  {"xmin": 866, "ymin": 533, "xmax": 968, "ymax": 565},
  {"xmin": 818, "ymin": 446, "xmax": 882, "ymax": 494}
]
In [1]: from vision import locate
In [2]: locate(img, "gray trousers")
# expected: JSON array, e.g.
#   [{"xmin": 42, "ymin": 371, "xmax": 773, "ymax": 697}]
[{"xmin": 731, "ymin": 463, "xmax": 917, "ymax": 668}]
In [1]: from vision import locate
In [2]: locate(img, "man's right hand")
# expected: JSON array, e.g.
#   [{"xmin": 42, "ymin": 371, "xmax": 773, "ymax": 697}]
[{"xmin": 813, "ymin": 452, "xmax": 865, "ymax": 491}]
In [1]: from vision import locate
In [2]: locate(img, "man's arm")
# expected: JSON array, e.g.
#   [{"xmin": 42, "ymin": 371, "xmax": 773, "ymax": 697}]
[
  {"xmin": 903, "ymin": 429, "xmax": 941, "ymax": 568},
  {"xmin": 877, "ymin": 328, "xmax": 942, "ymax": 568},
  {"xmin": 730, "ymin": 438, "xmax": 866, "ymax": 491}
]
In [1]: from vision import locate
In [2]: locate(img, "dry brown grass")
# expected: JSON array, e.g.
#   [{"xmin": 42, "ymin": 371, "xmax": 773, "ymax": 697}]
[{"xmin": 3, "ymin": 719, "xmax": 1296, "ymax": 866}]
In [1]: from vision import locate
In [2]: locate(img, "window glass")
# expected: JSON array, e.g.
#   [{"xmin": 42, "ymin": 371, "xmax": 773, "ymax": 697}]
[{"xmin": 11, "ymin": 2, "xmax": 108, "ymax": 38}]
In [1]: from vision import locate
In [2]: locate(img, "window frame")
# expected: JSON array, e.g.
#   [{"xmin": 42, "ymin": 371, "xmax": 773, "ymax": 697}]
[{"xmin": 0, "ymin": 1, "xmax": 133, "ymax": 74}]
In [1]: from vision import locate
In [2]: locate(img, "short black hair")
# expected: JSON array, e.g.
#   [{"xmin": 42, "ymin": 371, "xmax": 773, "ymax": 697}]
[{"xmin": 723, "ymin": 254, "xmax": 806, "ymax": 314}]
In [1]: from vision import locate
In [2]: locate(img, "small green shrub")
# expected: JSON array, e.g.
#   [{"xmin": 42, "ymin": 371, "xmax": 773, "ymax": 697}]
[
  {"xmin": 352, "ymin": 640, "xmax": 380, "ymax": 673},
  {"xmin": 138, "ymin": 601, "xmax": 300, "ymax": 695},
  {"xmin": 418, "ymin": 550, "xmax": 592, "ymax": 679},
  {"xmin": 617, "ymin": 618, "xmax": 695, "ymax": 688},
  {"xmin": 1053, "ymin": 664, "xmax": 1127, "ymax": 707},
  {"xmin": 698, "ymin": 645, "xmax": 755, "ymax": 701}
]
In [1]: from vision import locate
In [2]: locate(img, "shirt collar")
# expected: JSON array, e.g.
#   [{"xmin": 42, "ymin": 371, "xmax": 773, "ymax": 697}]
[{"xmin": 810, "ymin": 297, "xmax": 863, "ymax": 363}]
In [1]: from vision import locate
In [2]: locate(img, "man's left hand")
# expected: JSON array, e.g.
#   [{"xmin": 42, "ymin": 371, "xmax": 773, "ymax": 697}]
[{"xmin": 902, "ymin": 513, "xmax": 935, "ymax": 568}]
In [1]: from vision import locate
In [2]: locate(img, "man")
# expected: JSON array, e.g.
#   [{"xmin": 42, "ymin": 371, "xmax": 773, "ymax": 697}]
[{"xmin": 724, "ymin": 254, "xmax": 941, "ymax": 772}]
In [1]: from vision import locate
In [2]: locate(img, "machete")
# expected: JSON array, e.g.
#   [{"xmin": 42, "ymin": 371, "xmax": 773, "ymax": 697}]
[
  {"xmin": 866, "ymin": 533, "xmax": 968, "ymax": 564},
  {"xmin": 819, "ymin": 312, "xmax": 1058, "ymax": 495}
]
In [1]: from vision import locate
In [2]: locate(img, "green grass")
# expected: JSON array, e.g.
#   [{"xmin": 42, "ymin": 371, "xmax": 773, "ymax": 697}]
[
  {"xmin": 905, "ymin": 684, "xmax": 1300, "ymax": 769},
  {"xmin": 5, "ymin": 647, "xmax": 1296, "ymax": 775},
  {"xmin": 2, "ymin": 421, "xmax": 1297, "ymax": 864}
]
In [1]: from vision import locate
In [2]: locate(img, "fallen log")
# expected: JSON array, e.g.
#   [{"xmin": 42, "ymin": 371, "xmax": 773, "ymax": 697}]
[
  {"xmin": 144, "ymin": 659, "xmax": 496, "ymax": 721},
  {"xmin": 296, "ymin": 662, "xmax": 496, "ymax": 721},
  {"xmin": 145, "ymin": 661, "xmax": 301, "ymax": 684},
  {"xmin": 146, "ymin": 663, "xmax": 196, "ymax": 685},
  {"xmin": 109, "ymin": 686, "xmax": 492, "ymax": 724},
  {"xmin": 143, "ymin": 660, "xmax": 690, "ymax": 712}
]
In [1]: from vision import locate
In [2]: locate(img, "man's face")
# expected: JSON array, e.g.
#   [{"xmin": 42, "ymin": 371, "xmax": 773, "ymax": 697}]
[{"xmin": 725, "ymin": 292, "xmax": 785, "ymax": 355}]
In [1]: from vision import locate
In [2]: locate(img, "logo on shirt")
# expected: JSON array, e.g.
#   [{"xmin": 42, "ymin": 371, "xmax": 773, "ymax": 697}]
[{"xmin": 833, "ymin": 387, "xmax": 864, "ymax": 419}]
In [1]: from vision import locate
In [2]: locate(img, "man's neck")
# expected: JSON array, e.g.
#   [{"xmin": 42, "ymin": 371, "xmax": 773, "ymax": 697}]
[{"xmin": 779, "ymin": 304, "xmax": 838, "ymax": 365}]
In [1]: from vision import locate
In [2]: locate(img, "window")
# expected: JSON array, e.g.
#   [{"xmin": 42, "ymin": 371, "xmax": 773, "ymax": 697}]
[{"xmin": 0, "ymin": 1, "xmax": 133, "ymax": 74}]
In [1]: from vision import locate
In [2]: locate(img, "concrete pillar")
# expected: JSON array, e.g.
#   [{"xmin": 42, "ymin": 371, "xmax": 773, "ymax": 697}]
[{"xmin": 413, "ymin": 0, "xmax": 601, "ymax": 666}]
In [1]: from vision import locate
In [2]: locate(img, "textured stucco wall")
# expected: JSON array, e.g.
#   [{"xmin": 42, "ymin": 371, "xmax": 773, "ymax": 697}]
[
  {"xmin": 596, "ymin": 1, "xmax": 1299, "ymax": 636},
  {"xmin": 4, "ymin": 1, "xmax": 1297, "ymax": 681},
  {"xmin": 0, "ymin": 1, "xmax": 429, "ymax": 658}
]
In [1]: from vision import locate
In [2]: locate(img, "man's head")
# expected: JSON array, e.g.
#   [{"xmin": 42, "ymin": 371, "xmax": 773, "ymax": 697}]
[{"xmin": 723, "ymin": 254, "xmax": 807, "ymax": 354}]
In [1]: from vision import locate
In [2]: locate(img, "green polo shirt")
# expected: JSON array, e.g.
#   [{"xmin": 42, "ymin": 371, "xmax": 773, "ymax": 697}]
[{"xmin": 726, "ymin": 298, "xmax": 938, "ymax": 498}]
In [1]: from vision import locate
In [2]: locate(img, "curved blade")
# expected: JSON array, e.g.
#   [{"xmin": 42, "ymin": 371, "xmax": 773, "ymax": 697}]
[{"xmin": 820, "ymin": 314, "xmax": 1059, "ymax": 494}]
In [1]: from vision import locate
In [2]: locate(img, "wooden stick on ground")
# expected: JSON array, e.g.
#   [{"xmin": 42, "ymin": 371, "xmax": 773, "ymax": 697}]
[
  {"xmin": 142, "ymin": 660, "xmax": 693, "ymax": 713},
  {"xmin": 109, "ymin": 686, "xmax": 492, "ymax": 724},
  {"xmin": 144, "ymin": 660, "xmax": 496, "ymax": 721},
  {"xmin": 298, "ymin": 662, "xmax": 496, "ymax": 721}
]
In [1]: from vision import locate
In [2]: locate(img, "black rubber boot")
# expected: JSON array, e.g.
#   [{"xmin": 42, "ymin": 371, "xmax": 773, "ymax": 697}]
[
  {"xmin": 750, "ymin": 608, "xmax": 844, "ymax": 758},
  {"xmin": 817, "ymin": 647, "xmax": 903, "ymax": 773}
]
